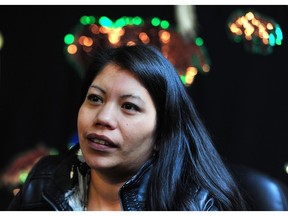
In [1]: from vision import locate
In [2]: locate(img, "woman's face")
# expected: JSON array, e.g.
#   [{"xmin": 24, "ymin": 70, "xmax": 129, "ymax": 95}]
[{"xmin": 77, "ymin": 63, "xmax": 157, "ymax": 178}]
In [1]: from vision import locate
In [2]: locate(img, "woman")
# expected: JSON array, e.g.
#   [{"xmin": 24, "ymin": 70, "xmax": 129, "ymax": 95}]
[{"xmin": 7, "ymin": 44, "xmax": 247, "ymax": 211}]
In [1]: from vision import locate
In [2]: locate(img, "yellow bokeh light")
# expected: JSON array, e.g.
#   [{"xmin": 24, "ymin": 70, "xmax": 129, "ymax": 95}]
[
  {"xmin": 244, "ymin": 26, "xmax": 254, "ymax": 36},
  {"xmin": 202, "ymin": 64, "xmax": 210, "ymax": 72},
  {"xmin": 245, "ymin": 35, "xmax": 252, "ymax": 40},
  {"xmin": 78, "ymin": 36, "xmax": 86, "ymax": 45},
  {"xmin": 127, "ymin": 41, "xmax": 136, "ymax": 46},
  {"xmin": 266, "ymin": 23, "xmax": 273, "ymax": 30},
  {"xmin": 100, "ymin": 26, "xmax": 111, "ymax": 34},
  {"xmin": 262, "ymin": 31, "xmax": 269, "ymax": 39},
  {"xmin": 108, "ymin": 34, "xmax": 120, "ymax": 44},
  {"xmin": 236, "ymin": 29, "xmax": 243, "ymax": 35},
  {"xmin": 90, "ymin": 24, "xmax": 99, "ymax": 34},
  {"xmin": 236, "ymin": 17, "xmax": 243, "ymax": 26},
  {"xmin": 83, "ymin": 37, "xmax": 93, "ymax": 47},
  {"xmin": 240, "ymin": 16, "xmax": 248, "ymax": 26},
  {"xmin": 67, "ymin": 44, "xmax": 77, "ymax": 54},
  {"xmin": 185, "ymin": 67, "xmax": 198, "ymax": 85},
  {"xmin": 262, "ymin": 38, "xmax": 269, "ymax": 45},
  {"xmin": 139, "ymin": 32, "xmax": 150, "ymax": 44},
  {"xmin": 186, "ymin": 66, "xmax": 198, "ymax": 76},
  {"xmin": 251, "ymin": 18, "xmax": 260, "ymax": 27},
  {"xmin": 159, "ymin": 30, "xmax": 170, "ymax": 44},
  {"xmin": 245, "ymin": 12, "xmax": 254, "ymax": 20},
  {"xmin": 230, "ymin": 23, "xmax": 239, "ymax": 33}
]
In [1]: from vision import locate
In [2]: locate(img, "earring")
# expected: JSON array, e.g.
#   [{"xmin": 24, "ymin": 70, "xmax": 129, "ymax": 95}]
[
  {"xmin": 70, "ymin": 165, "xmax": 74, "ymax": 179},
  {"xmin": 77, "ymin": 149, "xmax": 85, "ymax": 163}
]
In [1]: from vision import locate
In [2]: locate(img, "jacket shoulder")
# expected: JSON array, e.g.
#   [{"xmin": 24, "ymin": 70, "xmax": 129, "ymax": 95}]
[
  {"xmin": 31, "ymin": 154, "xmax": 64, "ymax": 175},
  {"xmin": 7, "ymin": 154, "xmax": 66, "ymax": 210}
]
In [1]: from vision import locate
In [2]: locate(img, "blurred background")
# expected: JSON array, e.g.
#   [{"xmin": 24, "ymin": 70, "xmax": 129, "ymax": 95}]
[{"xmin": 0, "ymin": 5, "xmax": 288, "ymax": 210}]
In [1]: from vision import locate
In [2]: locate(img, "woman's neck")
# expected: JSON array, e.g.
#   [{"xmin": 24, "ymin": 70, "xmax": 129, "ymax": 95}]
[{"xmin": 87, "ymin": 169, "xmax": 128, "ymax": 211}]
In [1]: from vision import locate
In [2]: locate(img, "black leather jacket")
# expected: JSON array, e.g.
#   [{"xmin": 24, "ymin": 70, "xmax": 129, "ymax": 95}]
[{"xmin": 7, "ymin": 144, "xmax": 218, "ymax": 211}]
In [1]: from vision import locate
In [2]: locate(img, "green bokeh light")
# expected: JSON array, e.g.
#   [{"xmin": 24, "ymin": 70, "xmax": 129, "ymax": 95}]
[
  {"xmin": 133, "ymin": 16, "xmax": 143, "ymax": 25},
  {"xmin": 160, "ymin": 20, "xmax": 169, "ymax": 29},
  {"xmin": 19, "ymin": 171, "xmax": 28, "ymax": 184},
  {"xmin": 64, "ymin": 34, "xmax": 74, "ymax": 45},
  {"xmin": 80, "ymin": 15, "xmax": 96, "ymax": 25},
  {"xmin": 151, "ymin": 17, "xmax": 161, "ymax": 27},
  {"xmin": 99, "ymin": 16, "xmax": 113, "ymax": 27},
  {"xmin": 115, "ymin": 17, "xmax": 126, "ymax": 28},
  {"xmin": 180, "ymin": 75, "xmax": 186, "ymax": 85},
  {"xmin": 195, "ymin": 37, "xmax": 204, "ymax": 46}
]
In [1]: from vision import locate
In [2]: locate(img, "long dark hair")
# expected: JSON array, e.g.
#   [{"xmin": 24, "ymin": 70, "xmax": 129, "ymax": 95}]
[{"xmin": 80, "ymin": 44, "xmax": 246, "ymax": 210}]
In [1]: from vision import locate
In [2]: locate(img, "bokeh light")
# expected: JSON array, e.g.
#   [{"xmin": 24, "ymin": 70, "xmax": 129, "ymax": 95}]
[
  {"xmin": 227, "ymin": 10, "xmax": 283, "ymax": 55},
  {"xmin": 0, "ymin": 31, "xmax": 4, "ymax": 50},
  {"xmin": 64, "ymin": 15, "xmax": 211, "ymax": 86}
]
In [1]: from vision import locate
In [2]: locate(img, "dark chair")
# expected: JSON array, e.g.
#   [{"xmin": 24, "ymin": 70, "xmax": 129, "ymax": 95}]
[{"xmin": 231, "ymin": 164, "xmax": 288, "ymax": 211}]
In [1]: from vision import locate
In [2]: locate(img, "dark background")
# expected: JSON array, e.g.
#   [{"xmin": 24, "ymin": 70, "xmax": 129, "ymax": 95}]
[{"xmin": 0, "ymin": 5, "xmax": 288, "ymax": 209}]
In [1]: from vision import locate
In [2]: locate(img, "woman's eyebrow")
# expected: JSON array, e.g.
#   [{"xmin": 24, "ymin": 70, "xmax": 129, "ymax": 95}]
[
  {"xmin": 121, "ymin": 94, "xmax": 145, "ymax": 105},
  {"xmin": 90, "ymin": 84, "xmax": 105, "ymax": 94}
]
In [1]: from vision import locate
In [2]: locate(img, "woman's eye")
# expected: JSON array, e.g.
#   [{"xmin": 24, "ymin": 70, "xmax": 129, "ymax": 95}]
[
  {"xmin": 87, "ymin": 94, "xmax": 102, "ymax": 104},
  {"xmin": 122, "ymin": 103, "xmax": 140, "ymax": 112}
]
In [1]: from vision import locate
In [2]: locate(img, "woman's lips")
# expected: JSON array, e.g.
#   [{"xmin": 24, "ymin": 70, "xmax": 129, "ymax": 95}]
[{"xmin": 86, "ymin": 133, "xmax": 118, "ymax": 152}]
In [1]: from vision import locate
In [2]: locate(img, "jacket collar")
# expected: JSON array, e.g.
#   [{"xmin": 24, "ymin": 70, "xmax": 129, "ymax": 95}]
[{"xmin": 119, "ymin": 154, "xmax": 156, "ymax": 210}]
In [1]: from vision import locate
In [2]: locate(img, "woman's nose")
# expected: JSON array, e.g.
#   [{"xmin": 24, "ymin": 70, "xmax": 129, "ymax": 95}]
[{"xmin": 94, "ymin": 103, "xmax": 117, "ymax": 129}]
